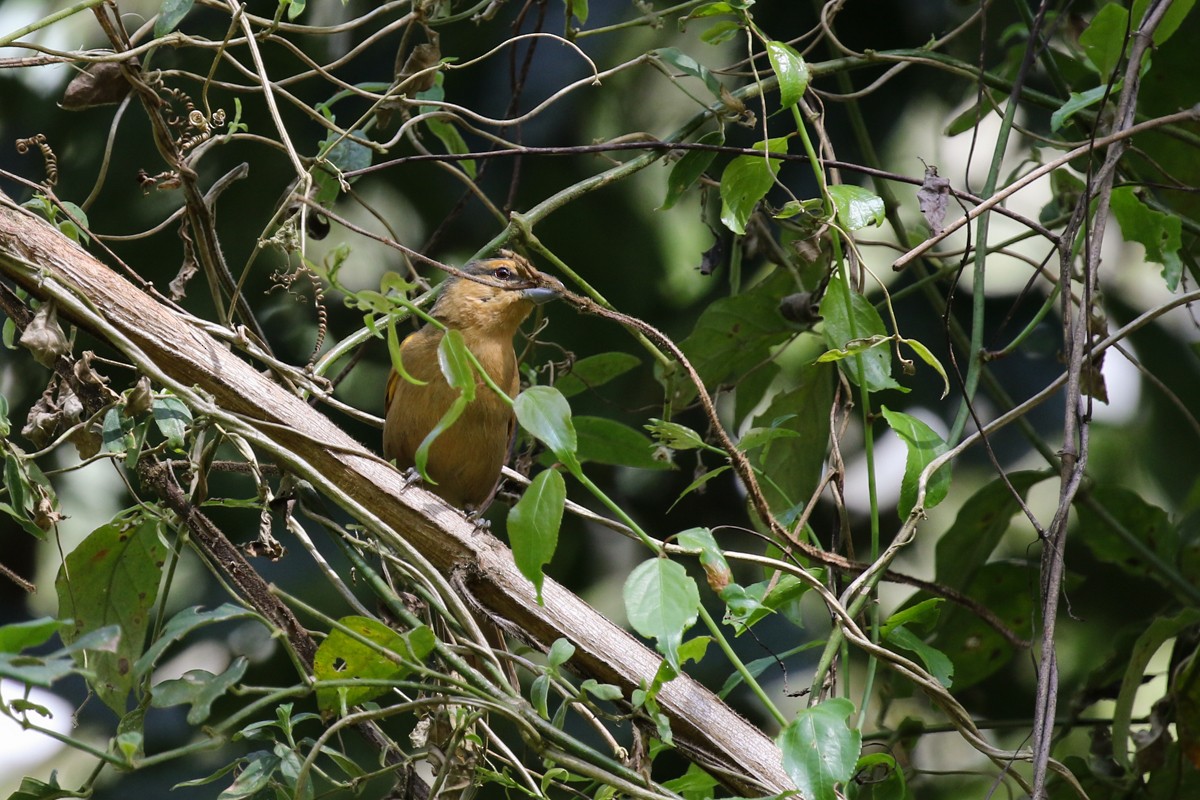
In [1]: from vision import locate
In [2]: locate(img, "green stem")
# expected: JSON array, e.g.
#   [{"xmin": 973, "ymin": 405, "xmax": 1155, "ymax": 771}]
[{"xmin": 0, "ymin": 0, "xmax": 107, "ymax": 47}]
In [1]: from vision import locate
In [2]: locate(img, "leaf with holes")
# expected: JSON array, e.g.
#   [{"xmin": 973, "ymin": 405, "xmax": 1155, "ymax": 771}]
[{"xmin": 313, "ymin": 617, "xmax": 434, "ymax": 717}]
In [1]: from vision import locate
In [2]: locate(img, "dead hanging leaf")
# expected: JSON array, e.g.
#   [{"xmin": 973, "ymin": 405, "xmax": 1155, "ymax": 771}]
[
  {"xmin": 377, "ymin": 38, "xmax": 441, "ymax": 128},
  {"xmin": 126, "ymin": 376, "xmax": 153, "ymax": 417},
  {"xmin": 19, "ymin": 302, "xmax": 69, "ymax": 366},
  {"xmin": 1080, "ymin": 352, "xmax": 1109, "ymax": 403},
  {"xmin": 33, "ymin": 492, "xmax": 65, "ymax": 531},
  {"xmin": 698, "ymin": 235, "xmax": 724, "ymax": 276},
  {"xmin": 168, "ymin": 257, "xmax": 198, "ymax": 300},
  {"xmin": 73, "ymin": 351, "xmax": 119, "ymax": 402},
  {"xmin": 917, "ymin": 165, "xmax": 951, "ymax": 237},
  {"xmin": 779, "ymin": 292, "xmax": 821, "ymax": 328},
  {"xmin": 22, "ymin": 378, "xmax": 62, "ymax": 448},
  {"xmin": 396, "ymin": 42, "xmax": 441, "ymax": 93},
  {"xmin": 61, "ymin": 61, "xmax": 132, "ymax": 110}
]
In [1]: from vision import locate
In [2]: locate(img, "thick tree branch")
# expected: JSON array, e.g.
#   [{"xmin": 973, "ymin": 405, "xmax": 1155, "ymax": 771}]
[{"xmin": 0, "ymin": 194, "xmax": 792, "ymax": 796}]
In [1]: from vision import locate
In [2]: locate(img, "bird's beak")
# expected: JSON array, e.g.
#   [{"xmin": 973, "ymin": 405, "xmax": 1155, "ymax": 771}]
[
  {"xmin": 521, "ymin": 274, "xmax": 563, "ymax": 305},
  {"xmin": 522, "ymin": 286, "xmax": 559, "ymax": 305}
]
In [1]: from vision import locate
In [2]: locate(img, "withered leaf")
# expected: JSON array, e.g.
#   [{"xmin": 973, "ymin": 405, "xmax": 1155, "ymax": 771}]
[
  {"xmin": 61, "ymin": 62, "xmax": 132, "ymax": 110},
  {"xmin": 917, "ymin": 165, "xmax": 951, "ymax": 237}
]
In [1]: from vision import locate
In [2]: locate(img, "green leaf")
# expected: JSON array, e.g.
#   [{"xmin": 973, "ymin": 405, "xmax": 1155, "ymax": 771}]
[
  {"xmin": 819, "ymin": 276, "xmax": 903, "ymax": 393},
  {"xmin": 901, "ymin": 337, "xmax": 950, "ymax": 399},
  {"xmin": 414, "ymin": 329, "xmax": 475, "ymax": 481},
  {"xmin": 220, "ymin": 751, "xmax": 281, "ymax": 800},
  {"xmin": 507, "ymin": 468, "xmax": 566, "ymax": 604},
  {"xmin": 737, "ymin": 424, "xmax": 801, "ymax": 453},
  {"xmin": 56, "ymin": 512, "xmax": 167, "ymax": 714},
  {"xmin": 670, "ymin": 465, "xmax": 731, "ymax": 509},
  {"xmin": 880, "ymin": 598, "xmax": 943, "ymax": 637},
  {"xmin": 851, "ymin": 753, "xmax": 909, "ymax": 800},
  {"xmin": 1079, "ymin": 3, "xmax": 1130, "ymax": 76},
  {"xmin": 1133, "ymin": 0, "xmax": 1197, "ymax": 46},
  {"xmin": 674, "ymin": 268, "xmax": 794, "ymax": 405},
  {"xmin": 312, "ymin": 130, "xmax": 371, "ymax": 206},
  {"xmin": 661, "ymin": 763, "xmax": 719, "ymax": 800},
  {"xmin": 1110, "ymin": 186, "xmax": 1184, "ymax": 291},
  {"xmin": 313, "ymin": 617, "xmax": 435, "ymax": 716},
  {"xmin": 749, "ymin": 363, "xmax": 833, "ymax": 520},
  {"xmin": 1075, "ymin": 487, "xmax": 1180, "ymax": 589},
  {"xmin": 0, "ymin": 617, "xmax": 62, "ymax": 653},
  {"xmin": 661, "ymin": 131, "xmax": 724, "ymax": 210},
  {"xmin": 55, "ymin": 201, "xmax": 89, "ymax": 245},
  {"xmin": 700, "ymin": 20, "xmax": 741, "ymax": 45},
  {"xmin": 934, "ymin": 471, "xmax": 1046, "ymax": 592},
  {"xmin": 827, "ymin": 184, "xmax": 884, "ymax": 231},
  {"xmin": 777, "ymin": 698, "xmax": 862, "ymax": 800},
  {"xmin": 437, "ymin": 328, "xmax": 476, "ymax": 398},
  {"xmin": 654, "ymin": 47, "xmax": 724, "ymax": 98},
  {"xmin": 1111, "ymin": 608, "xmax": 1200, "ymax": 769},
  {"xmin": 152, "ymin": 394, "xmax": 192, "ymax": 452},
  {"xmin": 134, "ymin": 604, "xmax": 258, "ymax": 677},
  {"xmin": 815, "ymin": 334, "xmax": 891, "ymax": 363},
  {"xmin": 645, "ymin": 419, "xmax": 708, "ymax": 451},
  {"xmin": 547, "ymin": 638, "xmax": 575, "ymax": 668},
  {"xmin": 386, "ymin": 315, "xmax": 428, "ymax": 387},
  {"xmin": 1051, "ymin": 83, "xmax": 1113, "ymax": 131},
  {"xmin": 719, "ymin": 137, "xmax": 787, "ymax": 234},
  {"xmin": 155, "ymin": 0, "xmax": 194, "ymax": 37},
  {"xmin": 574, "ymin": 416, "xmax": 673, "ymax": 470},
  {"xmin": 885, "ymin": 625, "xmax": 953, "ymax": 687},
  {"xmin": 564, "ymin": 0, "xmax": 588, "ymax": 26},
  {"xmin": 101, "ymin": 406, "xmax": 137, "ymax": 455},
  {"xmin": 766, "ymin": 41, "xmax": 809, "ymax": 108},
  {"xmin": 515, "ymin": 386, "xmax": 580, "ymax": 473},
  {"xmin": 424, "ymin": 117, "xmax": 477, "ymax": 179},
  {"xmin": 880, "ymin": 406, "xmax": 951, "ymax": 517},
  {"xmin": 0, "ymin": 626, "xmax": 119, "ymax": 688},
  {"xmin": 150, "ymin": 657, "xmax": 249, "ymax": 724},
  {"xmin": 8, "ymin": 773, "xmax": 74, "ymax": 800},
  {"xmin": 923, "ymin": 561, "xmax": 1037, "ymax": 690},
  {"xmin": 553, "ymin": 351, "xmax": 640, "ymax": 398},
  {"xmin": 623, "ymin": 558, "xmax": 701, "ymax": 671},
  {"xmin": 676, "ymin": 527, "xmax": 732, "ymax": 593}
]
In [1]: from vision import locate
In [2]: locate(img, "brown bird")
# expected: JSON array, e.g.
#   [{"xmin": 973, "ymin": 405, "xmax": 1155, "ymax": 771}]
[{"xmin": 383, "ymin": 253, "xmax": 559, "ymax": 511}]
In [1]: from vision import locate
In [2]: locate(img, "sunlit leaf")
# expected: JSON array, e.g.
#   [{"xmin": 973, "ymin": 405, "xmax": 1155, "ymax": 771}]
[
  {"xmin": 765, "ymin": 41, "xmax": 809, "ymax": 108},
  {"xmin": 827, "ymin": 184, "xmax": 884, "ymax": 231},
  {"xmin": 313, "ymin": 617, "xmax": 434, "ymax": 716}
]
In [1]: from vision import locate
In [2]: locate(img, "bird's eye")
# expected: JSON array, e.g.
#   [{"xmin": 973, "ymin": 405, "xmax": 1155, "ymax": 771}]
[{"xmin": 493, "ymin": 267, "xmax": 512, "ymax": 280}]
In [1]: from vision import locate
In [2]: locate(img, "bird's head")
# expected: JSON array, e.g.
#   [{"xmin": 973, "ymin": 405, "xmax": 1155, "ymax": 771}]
[{"xmin": 431, "ymin": 251, "xmax": 561, "ymax": 335}]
